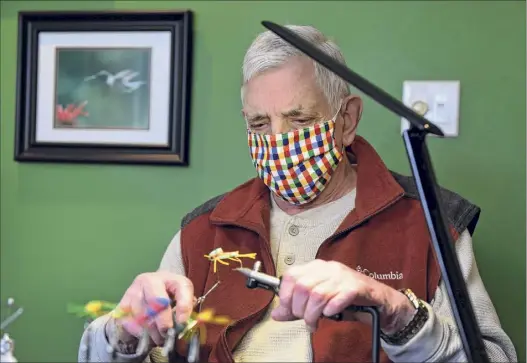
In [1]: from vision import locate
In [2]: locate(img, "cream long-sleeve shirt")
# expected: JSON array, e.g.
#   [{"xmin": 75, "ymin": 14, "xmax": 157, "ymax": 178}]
[{"xmin": 79, "ymin": 189, "xmax": 517, "ymax": 362}]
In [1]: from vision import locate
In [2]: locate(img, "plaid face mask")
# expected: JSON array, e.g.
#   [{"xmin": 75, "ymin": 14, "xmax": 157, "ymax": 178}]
[{"xmin": 247, "ymin": 116, "xmax": 344, "ymax": 205}]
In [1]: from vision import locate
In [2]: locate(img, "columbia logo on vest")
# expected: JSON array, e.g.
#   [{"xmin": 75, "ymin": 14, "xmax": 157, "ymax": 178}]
[{"xmin": 356, "ymin": 265, "xmax": 403, "ymax": 280}]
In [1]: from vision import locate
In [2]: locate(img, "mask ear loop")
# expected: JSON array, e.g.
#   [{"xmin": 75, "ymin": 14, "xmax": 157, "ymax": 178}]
[
  {"xmin": 331, "ymin": 105, "xmax": 347, "ymax": 154},
  {"xmin": 334, "ymin": 102, "xmax": 360, "ymax": 156}
]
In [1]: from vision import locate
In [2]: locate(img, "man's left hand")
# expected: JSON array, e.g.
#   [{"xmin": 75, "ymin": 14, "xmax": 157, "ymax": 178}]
[{"xmin": 271, "ymin": 259, "xmax": 416, "ymax": 334}]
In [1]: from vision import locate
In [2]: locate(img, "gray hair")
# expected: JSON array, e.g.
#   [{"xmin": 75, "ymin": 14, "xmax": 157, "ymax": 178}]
[{"xmin": 241, "ymin": 25, "xmax": 350, "ymax": 113}]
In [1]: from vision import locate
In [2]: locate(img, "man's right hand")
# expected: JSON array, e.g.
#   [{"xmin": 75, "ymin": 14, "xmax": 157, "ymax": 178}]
[{"xmin": 105, "ymin": 271, "xmax": 195, "ymax": 348}]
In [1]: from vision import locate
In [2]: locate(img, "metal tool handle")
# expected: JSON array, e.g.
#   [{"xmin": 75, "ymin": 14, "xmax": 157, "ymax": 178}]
[{"xmin": 330, "ymin": 305, "xmax": 380, "ymax": 363}]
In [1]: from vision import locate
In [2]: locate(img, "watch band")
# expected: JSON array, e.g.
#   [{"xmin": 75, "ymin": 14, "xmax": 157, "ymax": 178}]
[{"xmin": 380, "ymin": 288, "xmax": 429, "ymax": 346}]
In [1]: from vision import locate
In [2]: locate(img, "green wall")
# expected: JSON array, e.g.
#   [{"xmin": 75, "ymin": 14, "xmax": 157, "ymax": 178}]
[{"xmin": 1, "ymin": 1, "xmax": 525, "ymax": 361}]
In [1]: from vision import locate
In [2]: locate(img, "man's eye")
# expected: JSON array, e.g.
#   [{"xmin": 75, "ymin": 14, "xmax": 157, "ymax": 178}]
[
  {"xmin": 294, "ymin": 119, "xmax": 312, "ymax": 125},
  {"xmin": 250, "ymin": 123, "xmax": 266, "ymax": 129}
]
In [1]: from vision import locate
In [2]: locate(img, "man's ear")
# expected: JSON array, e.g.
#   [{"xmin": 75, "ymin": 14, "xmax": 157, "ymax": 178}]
[{"xmin": 341, "ymin": 95, "xmax": 363, "ymax": 147}]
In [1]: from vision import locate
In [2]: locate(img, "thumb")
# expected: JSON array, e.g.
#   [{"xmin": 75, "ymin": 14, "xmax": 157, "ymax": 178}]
[{"xmin": 271, "ymin": 305, "xmax": 296, "ymax": 321}]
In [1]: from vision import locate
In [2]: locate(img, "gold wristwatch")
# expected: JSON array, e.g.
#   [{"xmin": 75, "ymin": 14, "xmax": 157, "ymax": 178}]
[{"xmin": 380, "ymin": 288, "xmax": 429, "ymax": 346}]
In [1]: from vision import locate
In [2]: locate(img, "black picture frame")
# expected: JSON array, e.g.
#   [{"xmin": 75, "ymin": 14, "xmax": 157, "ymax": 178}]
[{"xmin": 14, "ymin": 10, "xmax": 194, "ymax": 166}]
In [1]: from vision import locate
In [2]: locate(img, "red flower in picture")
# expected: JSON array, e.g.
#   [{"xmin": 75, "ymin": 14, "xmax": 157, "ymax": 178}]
[{"xmin": 56, "ymin": 101, "xmax": 89, "ymax": 126}]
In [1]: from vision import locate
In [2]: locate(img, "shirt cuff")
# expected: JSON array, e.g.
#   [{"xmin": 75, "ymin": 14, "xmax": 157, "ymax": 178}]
[{"xmin": 381, "ymin": 301, "xmax": 444, "ymax": 363}]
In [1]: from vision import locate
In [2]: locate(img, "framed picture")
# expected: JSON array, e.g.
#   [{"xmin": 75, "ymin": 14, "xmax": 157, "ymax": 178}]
[{"xmin": 14, "ymin": 10, "xmax": 193, "ymax": 165}]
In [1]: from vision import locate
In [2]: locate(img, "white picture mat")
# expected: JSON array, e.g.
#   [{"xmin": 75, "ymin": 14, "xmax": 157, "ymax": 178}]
[{"xmin": 35, "ymin": 31, "xmax": 173, "ymax": 146}]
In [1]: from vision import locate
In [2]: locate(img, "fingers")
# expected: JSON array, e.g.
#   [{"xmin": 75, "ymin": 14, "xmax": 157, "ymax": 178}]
[
  {"xmin": 278, "ymin": 262, "xmax": 321, "ymax": 310},
  {"xmin": 303, "ymin": 281, "xmax": 339, "ymax": 330},
  {"xmin": 136, "ymin": 282, "xmax": 167, "ymax": 346},
  {"xmin": 141, "ymin": 277, "xmax": 174, "ymax": 336},
  {"xmin": 270, "ymin": 304, "xmax": 294, "ymax": 321},
  {"xmin": 271, "ymin": 260, "xmax": 367, "ymax": 332},
  {"xmin": 272, "ymin": 260, "xmax": 332, "ymax": 325},
  {"xmin": 114, "ymin": 272, "xmax": 195, "ymax": 347},
  {"xmin": 160, "ymin": 272, "xmax": 195, "ymax": 324},
  {"xmin": 323, "ymin": 286, "xmax": 359, "ymax": 318},
  {"xmin": 287, "ymin": 274, "xmax": 327, "ymax": 320},
  {"xmin": 272, "ymin": 278, "xmax": 339, "ymax": 331},
  {"xmin": 145, "ymin": 320, "xmax": 165, "ymax": 346},
  {"xmin": 118, "ymin": 287, "xmax": 143, "ymax": 338}
]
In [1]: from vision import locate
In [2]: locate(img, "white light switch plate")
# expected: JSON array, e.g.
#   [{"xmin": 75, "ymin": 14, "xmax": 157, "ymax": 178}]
[{"xmin": 401, "ymin": 80, "xmax": 460, "ymax": 137}]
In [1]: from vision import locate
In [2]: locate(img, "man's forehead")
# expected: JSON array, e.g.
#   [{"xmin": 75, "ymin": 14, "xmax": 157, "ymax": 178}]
[{"xmin": 242, "ymin": 58, "xmax": 329, "ymax": 117}]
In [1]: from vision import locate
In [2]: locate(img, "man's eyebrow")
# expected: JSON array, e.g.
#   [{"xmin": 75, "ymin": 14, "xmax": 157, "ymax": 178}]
[
  {"xmin": 281, "ymin": 106, "xmax": 320, "ymax": 118},
  {"xmin": 245, "ymin": 113, "xmax": 268, "ymax": 122},
  {"xmin": 281, "ymin": 109, "xmax": 303, "ymax": 117}
]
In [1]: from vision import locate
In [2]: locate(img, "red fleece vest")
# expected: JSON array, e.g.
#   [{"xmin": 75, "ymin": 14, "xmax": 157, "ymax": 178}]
[{"xmin": 172, "ymin": 136, "xmax": 480, "ymax": 363}]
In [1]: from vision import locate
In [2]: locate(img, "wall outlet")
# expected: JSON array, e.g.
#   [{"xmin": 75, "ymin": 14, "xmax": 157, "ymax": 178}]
[{"xmin": 401, "ymin": 80, "xmax": 461, "ymax": 137}]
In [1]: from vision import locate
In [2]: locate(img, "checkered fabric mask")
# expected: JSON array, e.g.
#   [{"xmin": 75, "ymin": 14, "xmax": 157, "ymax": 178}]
[{"xmin": 247, "ymin": 117, "xmax": 344, "ymax": 205}]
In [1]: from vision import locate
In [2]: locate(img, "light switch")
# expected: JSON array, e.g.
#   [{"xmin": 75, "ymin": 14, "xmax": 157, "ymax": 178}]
[{"xmin": 401, "ymin": 81, "xmax": 460, "ymax": 137}]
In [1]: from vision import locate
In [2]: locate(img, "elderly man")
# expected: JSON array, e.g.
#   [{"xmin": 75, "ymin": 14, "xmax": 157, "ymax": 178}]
[{"xmin": 80, "ymin": 25, "xmax": 517, "ymax": 363}]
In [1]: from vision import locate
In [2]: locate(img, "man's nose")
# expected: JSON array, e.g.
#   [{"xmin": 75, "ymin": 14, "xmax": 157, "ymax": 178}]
[{"xmin": 270, "ymin": 119, "xmax": 290, "ymax": 134}]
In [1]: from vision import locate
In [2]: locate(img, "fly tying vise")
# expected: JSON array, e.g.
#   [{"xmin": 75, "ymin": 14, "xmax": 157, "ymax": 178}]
[
  {"xmin": 162, "ymin": 247, "xmax": 257, "ymax": 361},
  {"xmin": 162, "ymin": 280, "xmax": 229, "ymax": 363},
  {"xmin": 70, "ymin": 297, "xmax": 172, "ymax": 362},
  {"xmin": 70, "ymin": 287, "xmax": 229, "ymax": 363},
  {"xmin": 162, "ymin": 247, "xmax": 256, "ymax": 362},
  {"xmin": 70, "ymin": 247, "xmax": 259, "ymax": 362},
  {"xmin": 162, "ymin": 248, "xmax": 258, "ymax": 360}
]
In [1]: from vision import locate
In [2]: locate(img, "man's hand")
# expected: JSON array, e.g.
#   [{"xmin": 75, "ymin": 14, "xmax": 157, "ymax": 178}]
[
  {"xmin": 106, "ymin": 271, "xmax": 195, "ymax": 348},
  {"xmin": 271, "ymin": 260, "xmax": 416, "ymax": 334}
]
